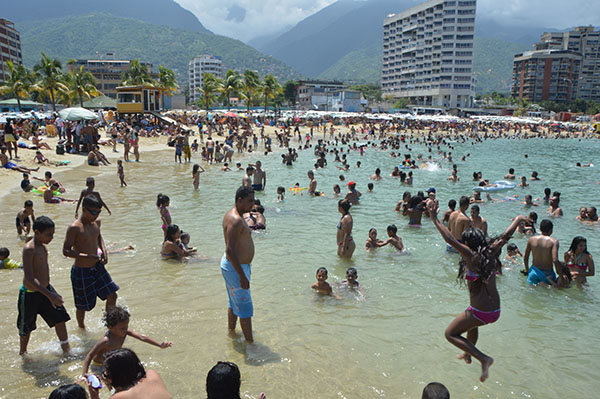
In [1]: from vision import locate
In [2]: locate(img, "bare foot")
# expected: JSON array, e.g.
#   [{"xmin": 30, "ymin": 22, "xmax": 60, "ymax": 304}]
[
  {"xmin": 457, "ymin": 352, "xmax": 472, "ymax": 364},
  {"xmin": 480, "ymin": 356, "xmax": 494, "ymax": 382}
]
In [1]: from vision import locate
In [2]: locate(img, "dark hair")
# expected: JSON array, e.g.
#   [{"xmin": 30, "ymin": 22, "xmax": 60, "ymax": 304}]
[
  {"xmin": 165, "ymin": 224, "xmax": 180, "ymax": 242},
  {"xmin": 45, "ymin": 171, "xmax": 52, "ymax": 178},
  {"xmin": 529, "ymin": 212, "xmax": 538, "ymax": 221},
  {"xmin": 277, "ymin": 186, "xmax": 285, "ymax": 193},
  {"xmin": 471, "ymin": 205, "xmax": 480, "ymax": 213},
  {"xmin": 509, "ymin": 168, "xmax": 514, "ymax": 173},
  {"xmin": 507, "ymin": 243, "xmax": 518, "ymax": 251},
  {"xmin": 103, "ymin": 348, "xmax": 146, "ymax": 390},
  {"xmin": 235, "ymin": 186, "xmax": 254, "ymax": 202},
  {"xmin": 103, "ymin": 306, "xmax": 130, "ymax": 328},
  {"xmin": 156, "ymin": 194, "xmax": 170, "ymax": 208},
  {"xmin": 316, "ymin": 267, "xmax": 328, "ymax": 276},
  {"xmin": 346, "ymin": 267, "xmax": 358, "ymax": 277},
  {"xmin": 459, "ymin": 196, "xmax": 470, "ymax": 208},
  {"xmin": 422, "ymin": 382, "xmax": 450, "ymax": 399},
  {"xmin": 448, "ymin": 199, "xmax": 456, "ymax": 209},
  {"xmin": 367, "ymin": 183, "xmax": 374, "ymax": 189},
  {"xmin": 33, "ymin": 216, "xmax": 54, "ymax": 233},
  {"xmin": 23, "ymin": 173, "xmax": 29, "ymax": 178},
  {"xmin": 387, "ymin": 224, "xmax": 398, "ymax": 234},
  {"xmin": 458, "ymin": 227, "xmax": 500, "ymax": 293},
  {"xmin": 246, "ymin": 166, "xmax": 253, "ymax": 173},
  {"xmin": 568, "ymin": 236, "xmax": 589, "ymax": 254},
  {"xmin": 375, "ymin": 168, "xmax": 381, "ymax": 174},
  {"xmin": 544, "ymin": 187, "xmax": 551, "ymax": 196},
  {"xmin": 0, "ymin": 247, "xmax": 9, "ymax": 258},
  {"xmin": 338, "ymin": 199, "xmax": 351, "ymax": 213},
  {"xmin": 86, "ymin": 177, "xmax": 95, "ymax": 186},
  {"xmin": 206, "ymin": 361, "xmax": 241, "ymax": 399},
  {"xmin": 540, "ymin": 219, "xmax": 553, "ymax": 234},
  {"xmin": 82, "ymin": 195, "xmax": 101, "ymax": 209},
  {"xmin": 24, "ymin": 200, "xmax": 33, "ymax": 207},
  {"xmin": 49, "ymin": 384, "xmax": 87, "ymax": 399}
]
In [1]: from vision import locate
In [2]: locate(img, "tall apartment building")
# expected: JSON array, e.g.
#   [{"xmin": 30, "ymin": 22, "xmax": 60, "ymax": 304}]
[
  {"xmin": 382, "ymin": 0, "xmax": 477, "ymax": 109},
  {"xmin": 512, "ymin": 26, "xmax": 600, "ymax": 103},
  {"xmin": 0, "ymin": 18, "xmax": 23, "ymax": 83},
  {"xmin": 189, "ymin": 55, "xmax": 224, "ymax": 103},
  {"xmin": 66, "ymin": 53, "xmax": 157, "ymax": 99}
]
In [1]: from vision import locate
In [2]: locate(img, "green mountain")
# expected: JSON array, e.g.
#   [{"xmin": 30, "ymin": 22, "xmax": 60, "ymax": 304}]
[
  {"xmin": 18, "ymin": 14, "xmax": 301, "ymax": 85},
  {"xmin": 4, "ymin": 0, "xmax": 211, "ymax": 34}
]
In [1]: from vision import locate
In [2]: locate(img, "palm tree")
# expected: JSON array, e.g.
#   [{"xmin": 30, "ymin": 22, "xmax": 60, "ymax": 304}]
[
  {"xmin": 121, "ymin": 59, "xmax": 154, "ymax": 86},
  {"xmin": 241, "ymin": 70, "xmax": 260, "ymax": 111},
  {"xmin": 68, "ymin": 65, "xmax": 101, "ymax": 107},
  {"xmin": 198, "ymin": 73, "xmax": 221, "ymax": 111},
  {"xmin": 219, "ymin": 69, "xmax": 242, "ymax": 110},
  {"xmin": 156, "ymin": 65, "xmax": 179, "ymax": 96},
  {"xmin": 262, "ymin": 74, "xmax": 282, "ymax": 113},
  {"xmin": 0, "ymin": 61, "xmax": 36, "ymax": 112},
  {"xmin": 34, "ymin": 52, "xmax": 67, "ymax": 112}
]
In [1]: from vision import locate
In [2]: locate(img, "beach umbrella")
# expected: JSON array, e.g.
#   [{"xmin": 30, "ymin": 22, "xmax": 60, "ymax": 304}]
[
  {"xmin": 58, "ymin": 107, "xmax": 99, "ymax": 121},
  {"xmin": 224, "ymin": 111, "xmax": 238, "ymax": 118}
]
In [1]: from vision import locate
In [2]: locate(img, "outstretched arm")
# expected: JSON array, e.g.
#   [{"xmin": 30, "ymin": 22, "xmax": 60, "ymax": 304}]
[
  {"xmin": 128, "ymin": 329, "xmax": 172, "ymax": 348},
  {"xmin": 426, "ymin": 201, "xmax": 472, "ymax": 258}
]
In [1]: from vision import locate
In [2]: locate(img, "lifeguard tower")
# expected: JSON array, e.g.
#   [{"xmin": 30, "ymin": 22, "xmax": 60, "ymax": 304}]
[{"xmin": 116, "ymin": 85, "xmax": 163, "ymax": 114}]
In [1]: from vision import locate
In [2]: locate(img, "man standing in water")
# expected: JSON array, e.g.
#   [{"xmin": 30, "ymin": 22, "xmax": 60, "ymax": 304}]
[
  {"xmin": 523, "ymin": 219, "xmax": 564, "ymax": 286},
  {"xmin": 249, "ymin": 161, "xmax": 266, "ymax": 191},
  {"xmin": 447, "ymin": 196, "xmax": 471, "ymax": 252},
  {"xmin": 221, "ymin": 186, "xmax": 256, "ymax": 345}
]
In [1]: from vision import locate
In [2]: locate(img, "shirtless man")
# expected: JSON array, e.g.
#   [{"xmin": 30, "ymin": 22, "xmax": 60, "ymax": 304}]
[
  {"xmin": 442, "ymin": 199, "xmax": 456, "ymax": 225},
  {"xmin": 470, "ymin": 205, "xmax": 488, "ymax": 235},
  {"xmin": 249, "ymin": 161, "xmax": 266, "ymax": 191},
  {"xmin": 242, "ymin": 167, "xmax": 253, "ymax": 188},
  {"xmin": 448, "ymin": 169, "xmax": 459, "ymax": 182},
  {"xmin": 63, "ymin": 195, "xmax": 119, "ymax": 329},
  {"xmin": 75, "ymin": 177, "xmax": 111, "ymax": 218},
  {"xmin": 19, "ymin": 216, "xmax": 71, "ymax": 355},
  {"xmin": 447, "ymin": 196, "xmax": 471, "ymax": 252},
  {"xmin": 504, "ymin": 168, "xmax": 515, "ymax": 179},
  {"xmin": 344, "ymin": 181, "xmax": 361, "ymax": 205},
  {"xmin": 370, "ymin": 168, "xmax": 382, "ymax": 181},
  {"xmin": 221, "ymin": 186, "xmax": 256, "ymax": 345},
  {"xmin": 524, "ymin": 219, "xmax": 564, "ymax": 287},
  {"xmin": 548, "ymin": 196, "xmax": 563, "ymax": 217},
  {"xmin": 307, "ymin": 170, "xmax": 319, "ymax": 196}
]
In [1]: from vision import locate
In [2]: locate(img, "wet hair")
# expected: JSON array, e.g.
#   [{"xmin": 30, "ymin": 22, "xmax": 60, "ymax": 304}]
[
  {"xmin": 277, "ymin": 186, "xmax": 285, "ymax": 193},
  {"xmin": 402, "ymin": 191, "xmax": 411, "ymax": 201},
  {"xmin": 180, "ymin": 232, "xmax": 190, "ymax": 242},
  {"xmin": 459, "ymin": 196, "xmax": 470, "ymax": 208},
  {"xmin": 339, "ymin": 174, "xmax": 345, "ymax": 181},
  {"xmin": 156, "ymin": 194, "xmax": 170, "ymax": 208},
  {"xmin": 471, "ymin": 205, "xmax": 480, "ymax": 213},
  {"xmin": 368, "ymin": 227, "xmax": 377, "ymax": 235},
  {"xmin": 367, "ymin": 183, "xmax": 374, "ymax": 190},
  {"xmin": 165, "ymin": 224, "xmax": 180, "ymax": 242},
  {"xmin": 528, "ymin": 212, "xmax": 538, "ymax": 222},
  {"xmin": 0, "ymin": 247, "xmax": 9, "ymax": 258},
  {"xmin": 346, "ymin": 267, "xmax": 358, "ymax": 277},
  {"xmin": 206, "ymin": 361, "xmax": 241, "ymax": 399},
  {"xmin": 552, "ymin": 191, "xmax": 561, "ymax": 198},
  {"xmin": 308, "ymin": 170, "xmax": 314, "ymax": 177},
  {"xmin": 49, "ymin": 384, "xmax": 87, "ymax": 399},
  {"xmin": 82, "ymin": 195, "xmax": 101, "ymax": 209},
  {"xmin": 422, "ymin": 382, "xmax": 450, "ymax": 399},
  {"xmin": 246, "ymin": 166, "xmax": 254, "ymax": 173},
  {"xmin": 255, "ymin": 205, "xmax": 265, "ymax": 214},
  {"xmin": 448, "ymin": 199, "xmax": 456, "ymax": 210},
  {"xmin": 86, "ymin": 177, "xmax": 95, "ymax": 186},
  {"xmin": 103, "ymin": 348, "xmax": 146, "ymax": 390},
  {"xmin": 509, "ymin": 168, "xmax": 514, "ymax": 174},
  {"xmin": 387, "ymin": 224, "xmax": 398, "ymax": 234},
  {"xmin": 375, "ymin": 168, "xmax": 381, "ymax": 174},
  {"xmin": 507, "ymin": 243, "xmax": 518, "ymax": 252},
  {"xmin": 458, "ymin": 227, "xmax": 501, "ymax": 293},
  {"xmin": 338, "ymin": 199, "xmax": 351, "ymax": 213},
  {"xmin": 540, "ymin": 219, "xmax": 553, "ymax": 234},
  {"xmin": 193, "ymin": 164, "xmax": 200, "ymax": 174},
  {"xmin": 45, "ymin": 171, "xmax": 52, "ymax": 178},
  {"xmin": 525, "ymin": 195, "xmax": 532, "ymax": 201},
  {"xmin": 333, "ymin": 184, "xmax": 341, "ymax": 193},
  {"xmin": 316, "ymin": 267, "xmax": 328, "ymax": 276},
  {"xmin": 568, "ymin": 236, "xmax": 589, "ymax": 254},
  {"xmin": 33, "ymin": 216, "xmax": 54, "ymax": 233},
  {"xmin": 408, "ymin": 195, "xmax": 422, "ymax": 209},
  {"xmin": 532, "ymin": 171, "xmax": 538, "ymax": 177},
  {"xmin": 544, "ymin": 188, "xmax": 551, "ymax": 196},
  {"xmin": 235, "ymin": 186, "xmax": 254, "ymax": 202},
  {"xmin": 24, "ymin": 200, "xmax": 33, "ymax": 207},
  {"xmin": 103, "ymin": 305, "xmax": 130, "ymax": 328}
]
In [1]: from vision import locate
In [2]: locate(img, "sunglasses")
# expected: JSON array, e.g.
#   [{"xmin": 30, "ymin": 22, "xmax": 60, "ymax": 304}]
[{"xmin": 84, "ymin": 207, "xmax": 102, "ymax": 216}]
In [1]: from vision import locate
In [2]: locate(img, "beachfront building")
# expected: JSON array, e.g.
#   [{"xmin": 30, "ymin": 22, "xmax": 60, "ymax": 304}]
[
  {"xmin": 0, "ymin": 18, "xmax": 23, "ymax": 83},
  {"xmin": 189, "ymin": 55, "xmax": 224, "ymax": 103},
  {"xmin": 296, "ymin": 80, "xmax": 346, "ymax": 110},
  {"xmin": 66, "ymin": 53, "xmax": 158, "ymax": 99},
  {"xmin": 512, "ymin": 26, "xmax": 600, "ymax": 103},
  {"xmin": 382, "ymin": 0, "xmax": 477, "ymax": 109}
]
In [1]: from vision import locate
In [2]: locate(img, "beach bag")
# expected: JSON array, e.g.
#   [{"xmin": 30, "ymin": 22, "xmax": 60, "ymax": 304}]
[{"xmin": 56, "ymin": 143, "xmax": 65, "ymax": 155}]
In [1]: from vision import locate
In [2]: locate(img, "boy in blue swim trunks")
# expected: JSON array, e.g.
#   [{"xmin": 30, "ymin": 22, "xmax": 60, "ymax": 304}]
[
  {"xmin": 16, "ymin": 200, "xmax": 35, "ymax": 238},
  {"xmin": 63, "ymin": 195, "xmax": 119, "ymax": 329},
  {"xmin": 221, "ymin": 186, "xmax": 256, "ymax": 345},
  {"xmin": 523, "ymin": 219, "xmax": 564, "ymax": 287}
]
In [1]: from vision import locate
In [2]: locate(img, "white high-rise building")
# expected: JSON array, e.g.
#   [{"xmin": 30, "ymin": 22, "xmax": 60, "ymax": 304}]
[
  {"xmin": 382, "ymin": 0, "xmax": 477, "ymax": 109},
  {"xmin": 188, "ymin": 55, "xmax": 224, "ymax": 103}
]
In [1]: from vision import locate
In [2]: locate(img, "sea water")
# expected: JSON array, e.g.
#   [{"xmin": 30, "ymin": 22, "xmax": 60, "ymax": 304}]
[{"xmin": 0, "ymin": 137, "xmax": 598, "ymax": 398}]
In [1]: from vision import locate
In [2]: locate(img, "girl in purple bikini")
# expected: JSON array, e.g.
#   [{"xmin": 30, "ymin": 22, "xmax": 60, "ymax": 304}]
[{"xmin": 427, "ymin": 200, "xmax": 527, "ymax": 382}]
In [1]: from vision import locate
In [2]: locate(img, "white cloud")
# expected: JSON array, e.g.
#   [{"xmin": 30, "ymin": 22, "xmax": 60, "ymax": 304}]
[{"xmin": 175, "ymin": 0, "xmax": 600, "ymax": 41}]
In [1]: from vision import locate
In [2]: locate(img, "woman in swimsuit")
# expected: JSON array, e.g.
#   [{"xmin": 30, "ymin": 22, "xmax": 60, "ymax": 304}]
[
  {"xmin": 192, "ymin": 164, "xmax": 205, "ymax": 190},
  {"xmin": 161, "ymin": 224, "xmax": 194, "ymax": 259},
  {"xmin": 427, "ymin": 200, "xmax": 527, "ymax": 382},
  {"xmin": 337, "ymin": 199, "xmax": 355, "ymax": 259},
  {"xmin": 564, "ymin": 236, "xmax": 594, "ymax": 286},
  {"xmin": 407, "ymin": 195, "xmax": 425, "ymax": 227},
  {"xmin": 156, "ymin": 194, "xmax": 171, "ymax": 239}
]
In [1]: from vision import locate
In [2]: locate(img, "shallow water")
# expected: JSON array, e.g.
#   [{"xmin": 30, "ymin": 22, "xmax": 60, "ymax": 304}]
[{"xmin": 0, "ymin": 136, "xmax": 599, "ymax": 398}]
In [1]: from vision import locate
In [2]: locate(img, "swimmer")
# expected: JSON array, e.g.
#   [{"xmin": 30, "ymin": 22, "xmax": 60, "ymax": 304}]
[
  {"xmin": 524, "ymin": 219, "xmax": 564, "ymax": 287},
  {"xmin": 564, "ymin": 236, "xmax": 594, "ymax": 286},
  {"xmin": 548, "ymin": 196, "xmax": 563, "ymax": 217},
  {"xmin": 16, "ymin": 200, "xmax": 35, "ymax": 238},
  {"xmin": 82, "ymin": 306, "xmax": 172, "ymax": 378},
  {"xmin": 442, "ymin": 199, "xmax": 456, "ymax": 225},
  {"xmin": 504, "ymin": 168, "xmax": 515, "ymax": 179},
  {"xmin": 312, "ymin": 267, "xmax": 334, "ymax": 296},
  {"xmin": 531, "ymin": 171, "xmax": 541, "ymax": 181},
  {"xmin": 344, "ymin": 181, "xmax": 361, "ymax": 205},
  {"xmin": 341, "ymin": 267, "xmax": 360, "ymax": 288},
  {"xmin": 221, "ymin": 163, "xmax": 232, "ymax": 172},
  {"xmin": 307, "ymin": 171, "xmax": 320, "ymax": 196},
  {"xmin": 395, "ymin": 191, "xmax": 411, "ymax": 214},
  {"xmin": 179, "ymin": 232, "xmax": 195, "ymax": 252},
  {"xmin": 519, "ymin": 176, "xmax": 529, "ymax": 187},
  {"xmin": 576, "ymin": 162, "xmax": 592, "ymax": 167},
  {"xmin": 44, "ymin": 183, "xmax": 76, "ymax": 204},
  {"xmin": 367, "ymin": 183, "xmax": 374, "ymax": 192},
  {"xmin": 370, "ymin": 168, "xmax": 382, "ymax": 181},
  {"xmin": 470, "ymin": 205, "xmax": 488, "ymax": 236},
  {"xmin": 587, "ymin": 207, "xmax": 598, "ymax": 222},
  {"xmin": 365, "ymin": 228, "xmax": 384, "ymax": 251},
  {"xmin": 277, "ymin": 186, "xmax": 285, "ymax": 202},
  {"xmin": 161, "ymin": 224, "xmax": 195, "ymax": 259},
  {"xmin": 381, "ymin": 224, "xmax": 404, "ymax": 251},
  {"xmin": 333, "ymin": 184, "xmax": 341, "ymax": 196},
  {"xmin": 517, "ymin": 212, "xmax": 538, "ymax": 235},
  {"xmin": 505, "ymin": 243, "xmax": 523, "ymax": 264},
  {"xmin": 192, "ymin": 164, "xmax": 205, "ymax": 190},
  {"xmin": 448, "ymin": 169, "xmax": 460, "ymax": 182},
  {"xmin": 522, "ymin": 195, "xmax": 538, "ymax": 207}
]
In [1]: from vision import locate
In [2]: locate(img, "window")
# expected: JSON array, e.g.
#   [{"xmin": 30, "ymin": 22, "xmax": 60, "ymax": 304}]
[{"xmin": 118, "ymin": 93, "xmax": 142, "ymax": 103}]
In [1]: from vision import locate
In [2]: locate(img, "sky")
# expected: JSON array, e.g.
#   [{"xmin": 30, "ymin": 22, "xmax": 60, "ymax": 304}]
[{"xmin": 175, "ymin": 0, "xmax": 600, "ymax": 42}]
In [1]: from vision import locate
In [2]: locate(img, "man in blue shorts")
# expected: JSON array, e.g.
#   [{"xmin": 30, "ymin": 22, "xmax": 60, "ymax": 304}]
[
  {"xmin": 523, "ymin": 219, "xmax": 564, "ymax": 287},
  {"xmin": 221, "ymin": 186, "xmax": 256, "ymax": 345}
]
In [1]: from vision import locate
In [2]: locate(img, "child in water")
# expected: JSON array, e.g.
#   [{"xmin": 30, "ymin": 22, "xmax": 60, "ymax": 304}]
[
  {"xmin": 312, "ymin": 267, "xmax": 334, "ymax": 296},
  {"xmin": 381, "ymin": 224, "xmax": 404, "ymax": 251},
  {"xmin": 16, "ymin": 200, "xmax": 35, "ymax": 238},
  {"xmin": 82, "ymin": 306, "xmax": 172, "ymax": 378},
  {"xmin": 277, "ymin": 186, "xmax": 285, "ymax": 202},
  {"xmin": 365, "ymin": 228, "xmax": 384, "ymax": 250},
  {"xmin": 157, "ymin": 194, "xmax": 171, "ymax": 238},
  {"xmin": 0, "ymin": 247, "xmax": 22, "ymax": 269}
]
